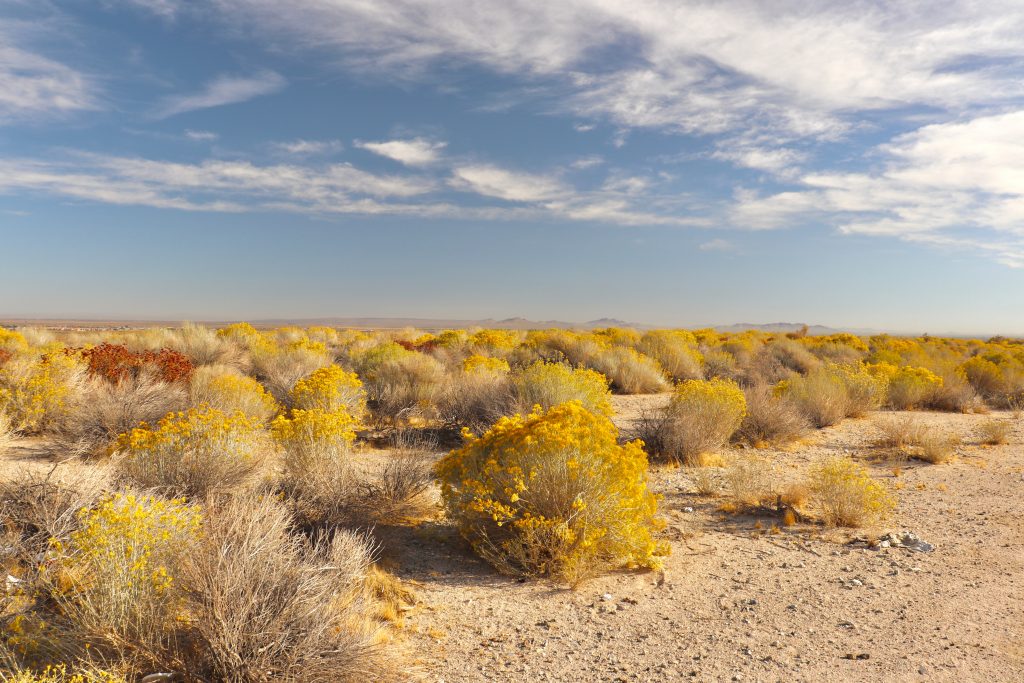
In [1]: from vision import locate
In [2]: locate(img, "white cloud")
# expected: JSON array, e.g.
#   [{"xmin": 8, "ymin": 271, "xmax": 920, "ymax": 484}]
[
  {"xmin": 730, "ymin": 111, "xmax": 1024, "ymax": 265},
  {"xmin": 274, "ymin": 139, "xmax": 344, "ymax": 155},
  {"xmin": 184, "ymin": 129, "xmax": 218, "ymax": 141},
  {"xmin": 164, "ymin": 1, "xmax": 1024, "ymax": 143},
  {"xmin": 449, "ymin": 164, "xmax": 566, "ymax": 203},
  {"xmin": 154, "ymin": 71, "xmax": 286, "ymax": 118},
  {"xmin": 0, "ymin": 22, "xmax": 96, "ymax": 122},
  {"xmin": 570, "ymin": 155, "xmax": 604, "ymax": 169},
  {"xmin": 355, "ymin": 138, "xmax": 446, "ymax": 166}
]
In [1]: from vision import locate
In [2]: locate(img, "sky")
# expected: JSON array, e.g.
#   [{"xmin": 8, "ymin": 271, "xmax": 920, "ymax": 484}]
[{"xmin": 1, "ymin": 1, "xmax": 1024, "ymax": 335}]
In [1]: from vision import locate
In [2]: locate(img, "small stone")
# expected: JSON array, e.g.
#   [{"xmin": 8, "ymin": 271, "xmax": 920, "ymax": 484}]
[
  {"xmin": 919, "ymin": 665, "xmax": 930, "ymax": 675},
  {"xmin": 683, "ymin": 507, "xmax": 695, "ymax": 513},
  {"xmin": 850, "ymin": 579, "xmax": 863, "ymax": 587},
  {"xmin": 602, "ymin": 593, "xmax": 614, "ymax": 601}
]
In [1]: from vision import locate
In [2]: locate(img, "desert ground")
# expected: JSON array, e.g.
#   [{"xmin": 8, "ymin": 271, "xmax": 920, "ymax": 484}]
[{"xmin": 5, "ymin": 396, "xmax": 1021, "ymax": 683}]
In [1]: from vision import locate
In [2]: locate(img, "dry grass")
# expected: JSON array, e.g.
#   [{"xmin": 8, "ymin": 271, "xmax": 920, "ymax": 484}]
[
  {"xmin": 440, "ymin": 369, "xmax": 513, "ymax": 434},
  {"xmin": 873, "ymin": 416, "xmax": 959, "ymax": 464},
  {"xmin": 724, "ymin": 453, "xmax": 776, "ymax": 508},
  {"xmin": 364, "ymin": 354, "xmax": 447, "ymax": 427},
  {"xmin": 165, "ymin": 322, "xmax": 246, "ymax": 368},
  {"xmin": 54, "ymin": 372, "xmax": 187, "ymax": 459},
  {"xmin": 733, "ymin": 384, "xmax": 809, "ymax": 447},
  {"xmin": 0, "ymin": 411, "xmax": 14, "ymax": 454},
  {"xmin": 978, "ymin": 418, "xmax": 1012, "ymax": 445},
  {"xmin": 925, "ymin": 371, "xmax": 981, "ymax": 412},
  {"xmin": 356, "ymin": 429, "xmax": 436, "ymax": 525},
  {"xmin": 180, "ymin": 494, "xmax": 408, "ymax": 682},
  {"xmin": 587, "ymin": 347, "xmax": 668, "ymax": 394},
  {"xmin": 253, "ymin": 347, "xmax": 333, "ymax": 406}
]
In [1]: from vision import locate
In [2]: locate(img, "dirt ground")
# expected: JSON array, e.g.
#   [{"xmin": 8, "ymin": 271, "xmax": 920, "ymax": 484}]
[{"xmin": 3, "ymin": 399, "xmax": 1023, "ymax": 682}]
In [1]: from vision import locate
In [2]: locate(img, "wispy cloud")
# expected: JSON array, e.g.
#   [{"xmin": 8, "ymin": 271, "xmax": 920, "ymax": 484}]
[
  {"xmin": 273, "ymin": 139, "xmax": 345, "ymax": 156},
  {"xmin": 449, "ymin": 164, "xmax": 566, "ymax": 203},
  {"xmin": 699, "ymin": 238, "xmax": 736, "ymax": 252},
  {"xmin": 355, "ymin": 138, "xmax": 446, "ymax": 166},
  {"xmin": 0, "ymin": 21, "xmax": 96, "ymax": 122},
  {"xmin": 184, "ymin": 129, "xmax": 218, "ymax": 141},
  {"xmin": 154, "ymin": 71, "xmax": 286, "ymax": 119}
]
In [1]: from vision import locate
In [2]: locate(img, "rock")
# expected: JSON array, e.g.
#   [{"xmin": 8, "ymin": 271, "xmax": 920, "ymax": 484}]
[
  {"xmin": 601, "ymin": 593, "xmax": 614, "ymax": 602},
  {"xmin": 683, "ymin": 507, "xmax": 694, "ymax": 513},
  {"xmin": 141, "ymin": 675, "xmax": 183, "ymax": 683},
  {"xmin": 850, "ymin": 579, "xmax": 863, "ymax": 587},
  {"xmin": 919, "ymin": 665, "xmax": 930, "ymax": 675},
  {"xmin": 881, "ymin": 531, "xmax": 935, "ymax": 553}
]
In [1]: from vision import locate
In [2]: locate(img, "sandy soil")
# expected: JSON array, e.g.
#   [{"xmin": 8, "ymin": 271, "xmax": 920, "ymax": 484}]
[{"xmin": 3, "ymin": 401, "xmax": 1022, "ymax": 682}]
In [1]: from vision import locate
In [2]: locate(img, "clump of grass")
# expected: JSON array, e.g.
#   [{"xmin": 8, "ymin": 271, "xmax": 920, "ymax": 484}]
[
  {"xmin": 724, "ymin": 453, "xmax": 776, "ymax": 508},
  {"xmin": 807, "ymin": 456, "xmax": 896, "ymax": 527},
  {"xmin": 733, "ymin": 384, "xmax": 809, "ymax": 447},
  {"xmin": 356, "ymin": 428, "xmax": 436, "ymax": 524},
  {"xmin": 978, "ymin": 418, "xmax": 1012, "ymax": 445},
  {"xmin": 781, "ymin": 364, "xmax": 884, "ymax": 428},
  {"xmin": 873, "ymin": 416, "xmax": 959, "ymax": 464},
  {"xmin": 587, "ymin": 347, "xmax": 668, "ymax": 394},
  {"xmin": 0, "ymin": 410, "xmax": 14, "ymax": 454}
]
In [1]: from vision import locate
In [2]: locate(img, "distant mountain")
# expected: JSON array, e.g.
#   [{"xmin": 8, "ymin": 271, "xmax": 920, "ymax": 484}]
[
  {"xmin": 246, "ymin": 316, "xmax": 652, "ymax": 330},
  {"xmin": 712, "ymin": 322, "xmax": 879, "ymax": 335}
]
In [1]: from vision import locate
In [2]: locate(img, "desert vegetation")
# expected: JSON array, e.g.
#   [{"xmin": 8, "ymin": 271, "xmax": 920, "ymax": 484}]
[{"xmin": 1, "ymin": 323, "xmax": 1022, "ymax": 679}]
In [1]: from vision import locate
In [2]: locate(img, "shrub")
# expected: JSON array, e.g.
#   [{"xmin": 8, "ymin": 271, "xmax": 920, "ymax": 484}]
[
  {"xmin": 807, "ymin": 457, "xmax": 895, "ymax": 527},
  {"xmin": 467, "ymin": 329, "xmax": 521, "ymax": 355},
  {"xmin": 189, "ymin": 366, "xmax": 278, "ymax": 423},
  {"xmin": 272, "ymin": 408, "xmax": 358, "ymax": 527},
  {"xmin": 959, "ymin": 355, "xmax": 1004, "ymax": 399},
  {"xmin": 359, "ymin": 352, "xmax": 446, "ymax": 426},
  {"xmin": 55, "ymin": 372, "xmax": 188, "ymax": 458},
  {"xmin": 925, "ymin": 369, "xmax": 980, "ymax": 412},
  {"xmin": 441, "ymin": 360, "xmax": 514, "ymax": 434},
  {"xmin": 724, "ymin": 453, "xmax": 776, "ymax": 508},
  {"xmin": 733, "ymin": 384, "xmax": 809, "ymax": 447},
  {"xmin": 642, "ymin": 379, "xmax": 746, "ymax": 464},
  {"xmin": 588, "ymin": 347, "xmax": 668, "ymax": 394},
  {"xmin": 511, "ymin": 361, "xmax": 612, "ymax": 417},
  {"xmin": 873, "ymin": 415, "xmax": 927, "ymax": 452},
  {"xmin": 436, "ymin": 402, "xmax": 666, "ymax": 584},
  {"xmin": 462, "ymin": 354, "xmax": 510, "ymax": 374},
  {"xmin": 781, "ymin": 364, "xmax": 884, "ymax": 428},
  {"xmin": 636, "ymin": 331, "xmax": 703, "ymax": 381},
  {"xmin": 885, "ymin": 366, "xmax": 943, "ymax": 410},
  {"xmin": 0, "ymin": 666, "xmax": 127, "ymax": 682},
  {"xmin": 179, "ymin": 494, "xmax": 406, "ymax": 682},
  {"xmin": 113, "ymin": 407, "xmax": 274, "ymax": 498},
  {"xmin": 289, "ymin": 365, "xmax": 365, "ymax": 417},
  {"xmin": 915, "ymin": 430, "xmax": 960, "ymax": 464},
  {"xmin": 48, "ymin": 493, "xmax": 201, "ymax": 666},
  {"xmin": 78, "ymin": 344, "xmax": 193, "ymax": 385},
  {"xmin": 0, "ymin": 352, "xmax": 86, "ymax": 434},
  {"xmin": 251, "ymin": 343, "xmax": 332, "ymax": 406},
  {"xmin": 356, "ymin": 429, "xmax": 436, "ymax": 524},
  {"xmin": 977, "ymin": 418, "xmax": 1011, "ymax": 445},
  {"xmin": 164, "ymin": 322, "xmax": 243, "ymax": 368},
  {"xmin": 0, "ymin": 410, "xmax": 13, "ymax": 454}
]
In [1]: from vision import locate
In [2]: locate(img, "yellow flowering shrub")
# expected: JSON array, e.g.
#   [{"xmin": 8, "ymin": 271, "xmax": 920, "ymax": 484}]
[
  {"xmin": 48, "ymin": 494, "xmax": 201, "ymax": 655},
  {"xmin": 588, "ymin": 346, "xmax": 668, "ymax": 394},
  {"xmin": 512, "ymin": 361, "xmax": 612, "ymax": 417},
  {"xmin": 650, "ymin": 378, "xmax": 746, "ymax": 464},
  {"xmin": 0, "ymin": 351, "xmax": 85, "ymax": 434},
  {"xmin": 436, "ymin": 402, "xmax": 666, "ymax": 583},
  {"xmin": 807, "ymin": 456, "xmax": 895, "ymax": 527},
  {"xmin": 462, "ymin": 355, "xmax": 511, "ymax": 375},
  {"xmin": 271, "ymin": 407, "xmax": 357, "ymax": 454},
  {"xmin": 637, "ymin": 330, "xmax": 703, "ymax": 381},
  {"xmin": 189, "ymin": 367, "xmax": 279, "ymax": 422},
  {"xmin": 435, "ymin": 329, "xmax": 469, "ymax": 348},
  {"xmin": 113, "ymin": 407, "xmax": 273, "ymax": 496},
  {"xmin": 468, "ymin": 329, "xmax": 521, "ymax": 353},
  {"xmin": 289, "ymin": 364, "xmax": 365, "ymax": 418},
  {"xmin": 884, "ymin": 365, "xmax": 943, "ymax": 410},
  {"xmin": 0, "ymin": 328, "xmax": 29, "ymax": 353},
  {"xmin": 958, "ymin": 355, "xmax": 1005, "ymax": 398},
  {"xmin": 1, "ymin": 666, "xmax": 127, "ymax": 683}
]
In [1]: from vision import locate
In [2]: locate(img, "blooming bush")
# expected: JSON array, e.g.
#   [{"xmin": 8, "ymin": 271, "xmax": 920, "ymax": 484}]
[
  {"xmin": 0, "ymin": 352, "xmax": 86, "ymax": 434},
  {"xmin": 462, "ymin": 354, "xmax": 511, "ymax": 375},
  {"xmin": 512, "ymin": 361, "xmax": 612, "ymax": 417},
  {"xmin": 643, "ymin": 378, "xmax": 746, "ymax": 464},
  {"xmin": 637, "ymin": 330, "xmax": 703, "ymax": 381},
  {"xmin": 189, "ymin": 366, "xmax": 278, "ymax": 422},
  {"xmin": 289, "ymin": 364, "xmax": 365, "ymax": 417},
  {"xmin": 884, "ymin": 365, "xmax": 943, "ymax": 410},
  {"xmin": 807, "ymin": 456, "xmax": 895, "ymax": 527},
  {"xmin": 113, "ymin": 407, "xmax": 274, "ymax": 497},
  {"xmin": 1, "ymin": 666, "xmax": 127, "ymax": 683},
  {"xmin": 436, "ymin": 401, "xmax": 666, "ymax": 583},
  {"xmin": 587, "ymin": 347, "xmax": 668, "ymax": 394},
  {"xmin": 49, "ymin": 493, "xmax": 201, "ymax": 662},
  {"xmin": 779, "ymin": 364, "xmax": 884, "ymax": 427}
]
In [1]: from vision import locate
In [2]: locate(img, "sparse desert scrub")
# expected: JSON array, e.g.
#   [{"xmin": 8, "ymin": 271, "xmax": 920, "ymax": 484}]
[
  {"xmin": 0, "ymin": 411, "xmax": 13, "ymax": 454},
  {"xmin": 636, "ymin": 330, "xmax": 703, "ymax": 381},
  {"xmin": 724, "ymin": 453, "xmax": 777, "ymax": 508},
  {"xmin": 733, "ymin": 384, "xmax": 809, "ymax": 447},
  {"xmin": 436, "ymin": 402, "xmax": 666, "ymax": 584},
  {"xmin": 188, "ymin": 365, "xmax": 278, "ymax": 423},
  {"xmin": 356, "ymin": 428, "xmax": 436, "ymax": 524},
  {"xmin": 54, "ymin": 372, "xmax": 187, "ymax": 458},
  {"xmin": 877, "ymin": 364, "xmax": 944, "ymax": 410},
  {"xmin": 511, "ymin": 360, "xmax": 612, "ymax": 417},
  {"xmin": 701, "ymin": 348, "xmax": 739, "ymax": 380},
  {"xmin": 587, "ymin": 347, "xmax": 668, "ymax": 394},
  {"xmin": 290, "ymin": 364, "xmax": 366, "ymax": 417},
  {"xmin": 926, "ymin": 369, "xmax": 981, "ymax": 412},
  {"xmin": 77, "ymin": 343, "xmax": 193, "ymax": 386},
  {"xmin": 363, "ymin": 352, "xmax": 447, "ymax": 427},
  {"xmin": 179, "ymin": 494, "xmax": 407, "ymax": 682},
  {"xmin": 112, "ymin": 407, "xmax": 274, "ymax": 498},
  {"xmin": 807, "ymin": 456, "xmax": 895, "ymax": 527},
  {"xmin": 873, "ymin": 416, "xmax": 959, "ymax": 463},
  {"xmin": 637, "ymin": 378, "xmax": 746, "ymax": 464},
  {"xmin": 0, "ymin": 351, "xmax": 87, "ymax": 435},
  {"xmin": 977, "ymin": 418, "xmax": 1012, "ymax": 445},
  {"xmin": 0, "ymin": 665, "xmax": 128, "ymax": 682}
]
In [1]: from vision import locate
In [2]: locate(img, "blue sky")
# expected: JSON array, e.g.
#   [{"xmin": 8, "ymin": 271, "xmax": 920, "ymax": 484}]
[{"xmin": 2, "ymin": 1, "xmax": 1024, "ymax": 334}]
